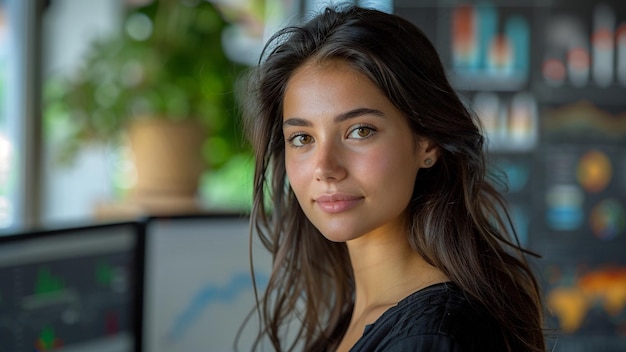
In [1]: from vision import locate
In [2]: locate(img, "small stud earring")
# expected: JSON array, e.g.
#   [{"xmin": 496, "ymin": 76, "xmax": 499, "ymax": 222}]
[{"xmin": 424, "ymin": 158, "xmax": 433, "ymax": 166}]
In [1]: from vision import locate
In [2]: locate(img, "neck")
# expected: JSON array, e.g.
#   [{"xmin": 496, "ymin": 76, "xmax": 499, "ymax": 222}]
[
  {"xmin": 334, "ymin": 222, "xmax": 450, "ymax": 352},
  {"xmin": 346, "ymin": 227, "xmax": 449, "ymax": 316}
]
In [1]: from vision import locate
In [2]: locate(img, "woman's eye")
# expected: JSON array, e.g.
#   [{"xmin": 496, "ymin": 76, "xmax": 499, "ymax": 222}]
[
  {"xmin": 348, "ymin": 126, "xmax": 375, "ymax": 139},
  {"xmin": 288, "ymin": 134, "xmax": 313, "ymax": 147}
]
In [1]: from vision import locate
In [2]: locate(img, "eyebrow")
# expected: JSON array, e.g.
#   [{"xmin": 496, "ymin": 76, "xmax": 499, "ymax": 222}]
[{"xmin": 283, "ymin": 108, "xmax": 385, "ymax": 128}]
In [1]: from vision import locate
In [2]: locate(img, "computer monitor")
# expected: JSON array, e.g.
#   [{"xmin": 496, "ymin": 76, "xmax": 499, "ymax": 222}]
[
  {"xmin": 141, "ymin": 214, "xmax": 272, "ymax": 352},
  {"xmin": 0, "ymin": 221, "xmax": 143, "ymax": 352}
]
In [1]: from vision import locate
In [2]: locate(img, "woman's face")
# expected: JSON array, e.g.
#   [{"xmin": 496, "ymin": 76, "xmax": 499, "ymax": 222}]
[{"xmin": 282, "ymin": 61, "xmax": 437, "ymax": 243}]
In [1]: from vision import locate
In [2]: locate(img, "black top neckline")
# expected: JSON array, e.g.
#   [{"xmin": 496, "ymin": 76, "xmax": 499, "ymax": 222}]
[{"xmin": 362, "ymin": 281, "xmax": 456, "ymax": 332}]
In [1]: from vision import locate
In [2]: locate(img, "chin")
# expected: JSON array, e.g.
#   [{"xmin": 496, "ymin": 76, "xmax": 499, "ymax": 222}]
[
  {"xmin": 320, "ymin": 234, "xmax": 353, "ymax": 243},
  {"xmin": 305, "ymin": 212, "xmax": 369, "ymax": 243},
  {"xmin": 316, "ymin": 225, "xmax": 364, "ymax": 243}
]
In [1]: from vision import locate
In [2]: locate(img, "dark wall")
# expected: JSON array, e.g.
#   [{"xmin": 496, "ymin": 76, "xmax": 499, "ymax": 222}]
[{"xmin": 395, "ymin": 1, "xmax": 626, "ymax": 351}]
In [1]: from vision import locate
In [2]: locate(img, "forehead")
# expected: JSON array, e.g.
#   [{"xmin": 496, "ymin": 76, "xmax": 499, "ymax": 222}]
[
  {"xmin": 282, "ymin": 60, "xmax": 388, "ymax": 117},
  {"xmin": 288, "ymin": 59, "xmax": 368, "ymax": 85}
]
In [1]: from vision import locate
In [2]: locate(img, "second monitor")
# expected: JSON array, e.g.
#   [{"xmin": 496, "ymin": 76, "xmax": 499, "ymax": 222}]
[{"xmin": 141, "ymin": 214, "xmax": 272, "ymax": 351}]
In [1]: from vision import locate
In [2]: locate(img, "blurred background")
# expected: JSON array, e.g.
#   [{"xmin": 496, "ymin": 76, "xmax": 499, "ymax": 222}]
[{"xmin": 0, "ymin": 0, "xmax": 624, "ymax": 351}]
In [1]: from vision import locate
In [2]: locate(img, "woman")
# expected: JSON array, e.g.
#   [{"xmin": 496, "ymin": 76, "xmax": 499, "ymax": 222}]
[{"xmin": 243, "ymin": 5, "xmax": 546, "ymax": 352}]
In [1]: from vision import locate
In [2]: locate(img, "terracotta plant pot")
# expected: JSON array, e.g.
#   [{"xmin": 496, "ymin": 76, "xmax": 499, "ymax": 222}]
[{"xmin": 128, "ymin": 118, "xmax": 206, "ymax": 198}]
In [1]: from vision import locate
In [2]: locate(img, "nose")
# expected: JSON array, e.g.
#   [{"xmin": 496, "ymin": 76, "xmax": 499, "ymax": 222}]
[{"xmin": 314, "ymin": 139, "xmax": 347, "ymax": 182}]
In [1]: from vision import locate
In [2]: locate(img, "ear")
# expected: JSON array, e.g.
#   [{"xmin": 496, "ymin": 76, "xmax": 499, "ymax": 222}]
[{"xmin": 418, "ymin": 138, "xmax": 440, "ymax": 168}]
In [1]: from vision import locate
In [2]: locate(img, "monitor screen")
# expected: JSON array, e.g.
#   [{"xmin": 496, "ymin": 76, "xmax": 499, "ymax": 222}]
[
  {"xmin": 142, "ymin": 214, "xmax": 272, "ymax": 352},
  {"xmin": 0, "ymin": 222, "xmax": 142, "ymax": 352}
]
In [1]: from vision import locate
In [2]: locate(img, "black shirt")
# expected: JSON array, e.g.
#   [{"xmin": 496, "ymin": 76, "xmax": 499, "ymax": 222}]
[{"xmin": 349, "ymin": 282, "xmax": 507, "ymax": 351}]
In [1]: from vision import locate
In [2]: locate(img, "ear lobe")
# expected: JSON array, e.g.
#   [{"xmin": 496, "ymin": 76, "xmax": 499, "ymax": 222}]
[{"xmin": 418, "ymin": 138, "xmax": 440, "ymax": 168}]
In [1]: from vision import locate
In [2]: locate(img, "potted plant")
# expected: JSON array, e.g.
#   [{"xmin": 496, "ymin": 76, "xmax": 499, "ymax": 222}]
[{"xmin": 45, "ymin": 0, "xmax": 248, "ymax": 206}]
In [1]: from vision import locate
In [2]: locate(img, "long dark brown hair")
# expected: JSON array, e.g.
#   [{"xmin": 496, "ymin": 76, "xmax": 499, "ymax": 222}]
[{"xmin": 242, "ymin": 5, "xmax": 545, "ymax": 352}]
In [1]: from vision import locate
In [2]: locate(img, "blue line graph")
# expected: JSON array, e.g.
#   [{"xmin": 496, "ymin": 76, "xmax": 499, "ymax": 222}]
[{"xmin": 167, "ymin": 272, "xmax": 269, "ymax": 342}]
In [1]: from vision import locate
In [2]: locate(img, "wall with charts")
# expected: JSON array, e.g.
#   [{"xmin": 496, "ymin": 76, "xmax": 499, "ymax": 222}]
[{"xmin": 395, "ymin": 1, "xmax": 626, "ymax": 351}]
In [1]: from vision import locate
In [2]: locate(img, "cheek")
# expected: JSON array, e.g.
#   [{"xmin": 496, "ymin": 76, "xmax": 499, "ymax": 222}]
[
  {"xmin": 356, "ymin": 147, "xmax": 417, "ymax": 183},
  {"xmin": 354, "ymin": 153, "xmax": 388, "ymax": 179},
  {"xmin": 285, "ymin": 155, "xmax": 309, "ymax": 195}
]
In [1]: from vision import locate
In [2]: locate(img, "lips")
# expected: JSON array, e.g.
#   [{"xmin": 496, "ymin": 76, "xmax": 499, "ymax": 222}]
[{"xmin": 314, "ymin": 193, "xmax": 364, "ymax": 213}]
